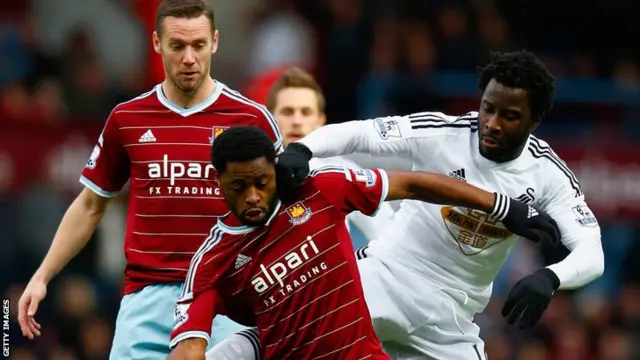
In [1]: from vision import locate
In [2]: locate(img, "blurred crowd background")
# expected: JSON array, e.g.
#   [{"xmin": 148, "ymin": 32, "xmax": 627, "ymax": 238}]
[{"xmin": 2, "ymin": 0, "xmax": 639, "ymax": 359}]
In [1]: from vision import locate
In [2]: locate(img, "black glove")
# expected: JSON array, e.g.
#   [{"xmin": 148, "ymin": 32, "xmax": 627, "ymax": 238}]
[
  {"xmin": 502, "ymin": 268, "xmax": 560, "ymax": 328},
  {"xmin": 275, "ymin": 143, "xmax": 312, "ymax": 200},
  {"xmin": 489, "ymin": 193, "xmax": 561, "ymax": 246}
]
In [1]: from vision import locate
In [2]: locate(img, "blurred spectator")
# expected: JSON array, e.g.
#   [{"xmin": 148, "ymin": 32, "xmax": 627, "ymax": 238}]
[
  {"xmin": 247, "ymin": 0, "xmax": 315, "ymax": 76},
  {"xmin": 476, "ymin": 9, "xmax": 515, "ymax": 55},
  {"xmin": 436, "ymin": 5, "xmax": 476, "ymax": 70}
]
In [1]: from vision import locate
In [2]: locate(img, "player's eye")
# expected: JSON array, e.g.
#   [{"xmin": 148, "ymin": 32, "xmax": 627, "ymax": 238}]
[
  {"xmin": 230, "ymin": 183, "xmax": 245, "ymax": 191},
  {"xmin": 170, "ymin": 44, "xmax": 183, "ymax": 51},
  {"xmin": 502, "ymin": 111, "xmax": 520, "ymax": 121}
]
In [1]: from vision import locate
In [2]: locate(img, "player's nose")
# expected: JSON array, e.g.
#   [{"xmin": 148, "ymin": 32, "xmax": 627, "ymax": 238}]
[
  {"xmin": 182, "ymin": 48, "xmax": 196, "ymax": 65},
  {"xmin": 292, "ymin": 112, "xmax": 304, "ymax": 125},
  {"xmin": 244, "ymin": 187, "xmax": 261, "ymax": 205},
  {"xmin": 485, "ymin": 115, "xmax": 502, "ymax": 133}
]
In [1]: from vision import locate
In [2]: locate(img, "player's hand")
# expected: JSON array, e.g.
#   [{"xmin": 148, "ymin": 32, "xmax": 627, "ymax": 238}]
[
  {"xmin": 275, "ymin": 143, "xmax": 312, "ymax": 199},
  {"xmin": 502, "ymin": 268, "xmax": 560, "ymax": 328},
  {"xmin": 18, "ymin": 277, "xmax": 47, "ymax": 339},
  {"xmin": 490, "ymin": 193, "xmax": 561, "ymax": 246}
]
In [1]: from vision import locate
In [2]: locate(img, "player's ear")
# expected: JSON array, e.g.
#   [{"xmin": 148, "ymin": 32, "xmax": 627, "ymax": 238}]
[
  {"xmin": 152, "ymin": 31, "xmax": 162, "ymax": 54},
  {"xmin": 211, "ymin": 30, "xmax": 220, "ymax": 54},
  {"xmin": 528, "ymin": 117, "xmax": 541, "ymax": 133},
  {"xmin": 318, "ymin": 113, "xmax": 327, "ymax": 127}
]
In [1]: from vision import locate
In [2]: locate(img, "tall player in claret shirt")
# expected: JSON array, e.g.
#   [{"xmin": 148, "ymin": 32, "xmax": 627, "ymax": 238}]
[
  {"xmin": 17, "ymin": 1, "xmax": 286, "ymax": 359},
  {"xmin": 168, "ymin": 126, "xmax": 561, "ymax": 360}
]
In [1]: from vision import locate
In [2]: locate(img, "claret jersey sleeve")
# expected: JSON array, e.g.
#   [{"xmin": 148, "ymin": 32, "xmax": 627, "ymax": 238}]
[
  {"xmin": 80, "ymin": 110, "xmax": 130, "ymax": 197},
  {"xmin": 169, "ymin": 227, "xmax": 237, "ymax": 349},
  {"xmin": 309, "ymin": 166, "xmax": 389, "ymax": 217}
]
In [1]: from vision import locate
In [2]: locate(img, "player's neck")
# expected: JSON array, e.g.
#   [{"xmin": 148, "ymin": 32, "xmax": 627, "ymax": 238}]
[
  {"xmin": 162, "ymin": 76, "xmax": 216, "ymax": 109},
  {"xmin": 483, "ymin": 143, "xmax": 526, "ymax": 163}
]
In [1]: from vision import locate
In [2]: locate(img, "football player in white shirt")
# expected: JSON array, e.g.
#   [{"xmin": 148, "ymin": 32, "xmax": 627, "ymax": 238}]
[{"xmin": 207, "ymin": 50, "xmax": 604, "ymax": 359}]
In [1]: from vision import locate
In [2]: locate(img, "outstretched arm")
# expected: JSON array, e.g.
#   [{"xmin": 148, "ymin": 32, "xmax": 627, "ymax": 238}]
[
  {"xmin": 297, "ymin": 116, "xmax": 410, "ymax": 158},
  {"xmin": 385, "ymin": 170, "xmax": 496, "ymax": 213},
  {"xmin": 383, "ymin": 170, "xmax": 561, "ymax": 245},
  {"xmin": 298, "ymin": 112, "xmax": 477, "ymax": 159},
  {"xmin": 311, "ymin": 166, "xmax": 561, "ymax": 246}
]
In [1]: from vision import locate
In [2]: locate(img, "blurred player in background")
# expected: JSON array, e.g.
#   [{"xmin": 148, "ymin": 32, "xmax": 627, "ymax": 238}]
[
  {"xmin": 169, "ymin": 126, "xmax": 560, "ymax": 360},
  {"xmin": 266, "ymin": 67, "xmax": 397, "ymax": 246},
  {"xmin": 17, "ymin": 1, "xmax": 288, "ymax": 359}
]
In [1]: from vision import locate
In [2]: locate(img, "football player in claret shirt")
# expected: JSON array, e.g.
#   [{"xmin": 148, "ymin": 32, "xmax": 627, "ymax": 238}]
[
  {"xmin": 169, "ymin": 126, "xmax": 560, "ymax": 360},
  {"xmin": 17, "ymin": 1, "xmax": 291, "ymax": 358}
]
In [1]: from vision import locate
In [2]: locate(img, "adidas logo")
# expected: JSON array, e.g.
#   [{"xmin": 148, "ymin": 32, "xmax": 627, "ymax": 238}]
[
  {"xmin": 448, "ymin": 168, "xmax": 466, "ymax": 182},
  {"xmin": 234, "ymin": 254, "xmax": 252, "ymax": 269},
  {"xmin": 527, "ymin": 206, "xmax": 539, "ymax": 218},
  {"xmin": 138, "ymin": 130, "xmax": 157, "ymax": 143}
]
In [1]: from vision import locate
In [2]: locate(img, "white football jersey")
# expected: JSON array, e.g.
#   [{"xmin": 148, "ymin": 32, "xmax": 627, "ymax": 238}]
[{"xmin": 304, "ymin": 111, "xmax": 601, "ymax": 315}]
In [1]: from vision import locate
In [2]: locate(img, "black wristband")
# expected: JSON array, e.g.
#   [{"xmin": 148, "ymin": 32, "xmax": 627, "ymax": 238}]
[
  {"xmin": 287, "ymin": 142, "xmax": 313, "ymax": 160},
  {"xmin": 536, "ymin": 268, "xmax": 561, "ymax": 290}
]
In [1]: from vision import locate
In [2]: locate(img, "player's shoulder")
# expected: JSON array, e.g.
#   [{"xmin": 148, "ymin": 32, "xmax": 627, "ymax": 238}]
[
  {"xmin": 214, "ymin": 82, "xmax": 281, "ymax": 143},
  {"xmin": 215, "ymin": 83, "xmax": 273, "ymax": 119},
  {"xmin": 304, "ymin": 165, "xmax": 350, "ymax": 193},
  {"xmin": 526, "ymin": 135, "xmax": 570, "ymax": 170},
  {"xmin": 307, "ymin": 165, "xmax": 380, "ymax": 189},
  {"xmin": 111, "ymin": 86, "xmax": 160, "ymax": 114},
  {"xmin": 308, "ymin": 165, "xmax": 351, "ymax": 180},
  {"xmin": 390, "ymin": 110, "xmax": 479, "ymax": 139},
  {"xmin": 526, "ymin": 135, "xmax": 583, "ymax": 197}
]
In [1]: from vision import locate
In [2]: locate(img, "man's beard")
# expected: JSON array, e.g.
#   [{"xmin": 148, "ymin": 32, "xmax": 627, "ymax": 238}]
[{"xmin": 171, "ymin": 72, "xmax": 202, "ymax": 94}]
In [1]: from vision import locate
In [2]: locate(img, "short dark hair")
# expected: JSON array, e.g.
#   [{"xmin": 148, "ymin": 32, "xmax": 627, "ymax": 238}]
[
  {"xmin": 211, "ymin": 126, "xmax": 276, "ymax": 174},
  {"xmin": 478, "ymin": 50, "xmax": 555, "ymax": 120},
  {"xmin": 266, "ymin": 67, "xmax": 325, "ymax": 113},
  {"xmin": 155, "ymin": 0, "xmax": 216, "ymax": 36}
]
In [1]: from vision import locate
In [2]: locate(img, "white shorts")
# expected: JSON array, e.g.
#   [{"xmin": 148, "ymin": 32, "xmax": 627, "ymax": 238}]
[{"xmin": 357, "ymin": 252, "xmax": 487, "ymax": 360}]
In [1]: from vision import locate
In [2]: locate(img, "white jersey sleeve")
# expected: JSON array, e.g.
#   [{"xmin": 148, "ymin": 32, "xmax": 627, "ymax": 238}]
[
  {"xmin": 298, "ymin": 111, "xmax": 479, "ymax": 160},
  {"xmin": 534, "ymin": 138, "xmax": 604, "ymax": 289}
]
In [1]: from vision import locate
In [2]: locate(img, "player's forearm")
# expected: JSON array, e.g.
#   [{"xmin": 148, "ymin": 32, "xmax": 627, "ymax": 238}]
[
  {"xmin": 33, "ymin": 189, "xmax": 109, "ymax": 283},
  {"xmin": 298, "ymin": 120, "xmax": 375, "ymax": 158},
  {"xmin": 546, "ymin": 237, "xmax": 604, "ymax": 290},
  {"xmin": 168, "ymin": 339, "xmax": 207, "ymax": 360},
  {"xmin": 386, "ymin": 171, "xmax": 495, "ymax": 213}
]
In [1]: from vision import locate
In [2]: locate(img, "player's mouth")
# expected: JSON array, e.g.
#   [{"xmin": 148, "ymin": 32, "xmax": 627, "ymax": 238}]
[
  {"xmin": 181, "ymin": 71, "xmax": 198, "ymax": 79},
  {"xmin": 481, "ymin": 136, "xmax": 501, "ymax": 149},
  {"xmin": 244, "ymin": 208, "xmax": 265, "ymax": 222},
  {"xmin": 287, "ymin": 133, "xmax": 304, "ymax": 142}
]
